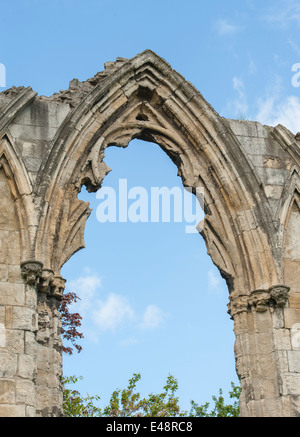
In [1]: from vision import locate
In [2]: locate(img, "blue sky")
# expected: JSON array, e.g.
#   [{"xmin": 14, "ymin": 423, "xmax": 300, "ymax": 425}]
[{"xmin": 1, "ymin": 0, "xmax": 300, "ymax": 412}]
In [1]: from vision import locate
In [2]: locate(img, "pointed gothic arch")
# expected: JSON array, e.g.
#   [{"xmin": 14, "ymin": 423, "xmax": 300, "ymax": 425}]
[
  {"xmin": 0, "ymin": 50, "xmax": 299, "ymax": 417},
  {"xmin": 0, "ymin": 133, "xmax": 35, "ymax": 261},
  {"xmin": 35, "ymin": 51, "xmax": 279, "ymax": 295}
]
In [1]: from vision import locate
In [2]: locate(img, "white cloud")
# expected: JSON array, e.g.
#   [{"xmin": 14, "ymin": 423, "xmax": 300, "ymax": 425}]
[
  {"xmin": 228, "ymin": 72, "xmax": 300, "ymax": 134},
  {"xmin": 264, "ymin": 0, "xmax": 300, "ymax": 27},
  {"xmin": 92, "ymin": 293, "xmax": 135, "ymax": 331},
  {"xmin": 288, "ymin": 39, "xmax": 300, "ymax": 56},
  {"xmin": 119, "ymin": 336, "xmax": 140, "ymax": 347},
  {"xmin": 227, "ymin": 76, "xmax": 249, "ymax": 119},
  {"xmin": 214, "ymin": 19, "xmax": 239, "ymax": 36},
  {"xmin": 66, "ymin": 271, "xmax": 168, "ymax": 341},
  {"xmin": 233, "ymin": 77, "xmax": 245, "ymax": 97},
  {"xmin": 67, "ymin": 271, "xmax": 135, "ymax": 332},
  {"xmin": 140, "ymin": 305, "xmax": 166, "ymax": 330},
  {"xmin": 68, "ymin": 273, "xmax": 102, "ymax": 315},
  {"xmin": 256, "ymin": 95, "xmax": 300, "ymax": 134}
]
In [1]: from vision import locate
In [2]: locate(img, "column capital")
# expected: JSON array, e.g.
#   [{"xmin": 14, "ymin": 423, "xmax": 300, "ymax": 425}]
[
  {"xmin": 269, "ymin": 284, "xmax": 290, "ymax": 307},
  {"xmin": 38, "ymin": 269, "xmax": 66, "ymax": 300},
  {"xmin": 50, "ymin": 275, "xmax": 66, "ymax": 301},
  {"xmin": 228, "ymin": 284, "xmax": 290, "ymax": 318},
  {"xmin": 248, "ymin": 289, "xmax": 271, "ymax": 312},
  {"xmin": 21, "ymin": 262, "xmax": 67, "ymax": 301},
  {"xmin": 21, "ymin": 260, "xmax": 44, "ymax": 286},
  {"xmin": 38, "ymin": 269, "xmax": 55, "ymax": 294}
]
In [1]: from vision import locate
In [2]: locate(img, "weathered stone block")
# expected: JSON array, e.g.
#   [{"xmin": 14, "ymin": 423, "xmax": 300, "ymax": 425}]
[
  {"xmin": 252, "ymin": 377, "xmax": 279, "ymax": 400},
  {"xmin": 0, "ymin": 404, "xmax": 26, "ymax": 417},
  {"xmin": 260, "ymin": 397, "xmax": 283, "ymax": 417},
  {"xmin": 284, "ymin": 259, "xmax": 300, "ymax": 292},
  {"xmin": 256, "ymin": 123, "xmax": 270, "ymax": 139},
  {"xmin": 18, "ymin": 354, "xmax": 36, "ymax": 380},
  {"xmin": 25, "ymin": 406, "xmax": 37, "ymax": 417},
  {"xmin": 290, "ymin": 292, "xmax": 300, "ymax": 309},
  {"xmin": 227, "ymin": 119, "xmax": 259, "ymax": 137},
  {"xmin": 0, "ymin": 353, "xmax": 17, "ymax": 378},
  {"xmin": 25, "ymin": 284, "xmax": 37, "ymax": 308},
  {"xmin": 5, "ymin": 306, "xmax": 13, "ymax": 329},
  {"xmin": 36, "ymin": 344, "xmax": 50, "ymax": 363},
  {"xmin": 16, "ymin": 380, "xmax": 35, "ymax": 406},
  {"xmin": 284, "ymin": 307, "xmax": 300, "ymax": 329},
  {"xmin": 0, "ymin": 231, "xmax": 21, "ymax": 265},
  {"xmin": 35, "ymin": 385, "xmax": 50, "ymax": 414},
  {"xmin": 0, "ymin": 266, "xmax": 9, "ymax": 282},
  {"xmin": 287, "ymin": 350, "xmax": 300, "ymax": 373},
  {"xmin": 272, "ymin": 307, "xmax": 285, "ymax": 329},
  {"xmin": 2, "ymin": 329, "xmax": 24, "ymax": 354},
  {"xmin": 263, "ymin": 155, "xmax": 289, "ymax": 169},
  {"xmin": 281, "ymin": 395, "xmax": 292, "ymax": 417},
  {"xmin": 0, "ymin": 283, "xmax": 25, "ymax": 306},
  {"xmin": 264, "ymin": 185, "xmax": 284, "ymax": 200},
  {"xmin": 275, "ymin": 350, "xmax": 289, "ymax": 373},
  {"xmin": 291, "ymin": 395, "xmax": 300, "ymax": 417},
  {"xmin": 8, "ymin": 123, "xmax": 57, "ymax": 142},
  {"xmin": 12, "ymin": 307, "xmax": 37, "ymax": 332},
  {"xmin": 256, "ymin": 167, "xmax": 288, "ymax": 187},
  {"xmin": 274, "ymin": 329, "xmax": 291, "ymax": 351},
  {"xmin": 284, "ymin": 374, "xmax": 300, "ymax": 396},
  {"xmin": 0, "ymin": 306, "xmax": 4, "ymax": 325},
  {"xmin": 0, "ymin": 379, "xmax": 15, "ymax": 404},
  {"xmin": 36, "ymin": 369, "xmax": 49, "ymax": 386},
  {"xmin": 247, "ymin": 154, "xmax": 263, "ymax": 168},
  {"xmin": 24, "ymin": 331, "xmax": 37, "ymax": 355},
  {"xmin": 239, "ymin": 136, "xmax": 267, "ymax": 155},
  {"xmin": 0, "ymin": 265, "xmax": 23, "ymax": 284}
]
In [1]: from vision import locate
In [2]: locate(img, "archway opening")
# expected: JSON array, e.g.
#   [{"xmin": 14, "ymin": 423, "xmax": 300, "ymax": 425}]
[{"xmin": 61, "ymin": 138, "xmax": 238, "ymax": 412}]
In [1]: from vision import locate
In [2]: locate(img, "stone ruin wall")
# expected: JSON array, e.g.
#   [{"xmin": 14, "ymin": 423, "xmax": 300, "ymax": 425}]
[{"xmin": 0, "ymin": 51, "xmax": 299, "ymax": 416}]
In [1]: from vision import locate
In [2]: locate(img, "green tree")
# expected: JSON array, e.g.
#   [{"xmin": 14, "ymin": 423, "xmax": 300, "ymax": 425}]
[
  {"xmin": 102, "ymin": 373, "xmax": 181, "ymax": 417},
  {"xmin": 62, "ymin": 373, "xmax": 241, "ymax": 417},
  {"xmin": 62, "ymin": 375, "xmax": 102, "ymax": 417},
  {"xmin": 188, "ymin": 383, "xmax": 241, "ymax": 417}
]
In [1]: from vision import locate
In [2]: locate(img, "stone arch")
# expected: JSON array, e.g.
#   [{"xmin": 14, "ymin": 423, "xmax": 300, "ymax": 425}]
[
  {"xmin": 35, "ymin": 51, "xmax": 279, "ymax": 297},
  {"xmin": 0, "ymin": 134, "xmax": 34, "ymax": 262},
  {"xmin": 277, "ymin": 168, "xmax": 300, "ymax": 278},
  {"xmin": 0, "ymin": 86, "xmax": 38, "ymax": 264},
  {"xmin": 1, "ymin": 50, "xmax": 299, "ymax": 416},
  {"xmin": 281, "ymin": 169, "xmax": 300, "ymax": 294},
  {"xmin": 279, "ymin": 168, "xmax": 300, "ymax": 228}
]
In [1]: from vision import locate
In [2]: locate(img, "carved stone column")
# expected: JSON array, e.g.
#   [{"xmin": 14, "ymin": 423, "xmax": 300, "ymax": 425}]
[
  {"xmin": 35, "ymin": 269, "xmax": 65, "ymax": 417},
  {"xmin": 9, "ymin": 260, "xmax": 45, "ymax": 417},
  {"xmin": 18, "ymin": 262, "xmax": 64, "ymax": 417},
  {"xmin": 228, "ymin": 285, "xmax": 293, "ymax": 416}
]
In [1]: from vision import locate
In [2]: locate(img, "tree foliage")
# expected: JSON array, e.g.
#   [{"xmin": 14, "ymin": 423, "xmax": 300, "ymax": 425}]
[
  {"xmin": 188, "ymin": 383, "xmax": 241, "ymax": 417},
  {"xmin": 62, "ymin": 373, "xmax": 241, "ymax": 417},
  {"xmin": 59, "ymin": 292, "xmax": 83, "ymax": 355},
  {"xmin": 59, "ymin": 293, "xmax": 241, "ymax": 417},
  {"xmin": 63, "ymin": 375, "xmax": 101, "ymax": 417},
  {"xmin": 102, "ymin": 373, "xmax": 181, "ymax": 417}
]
